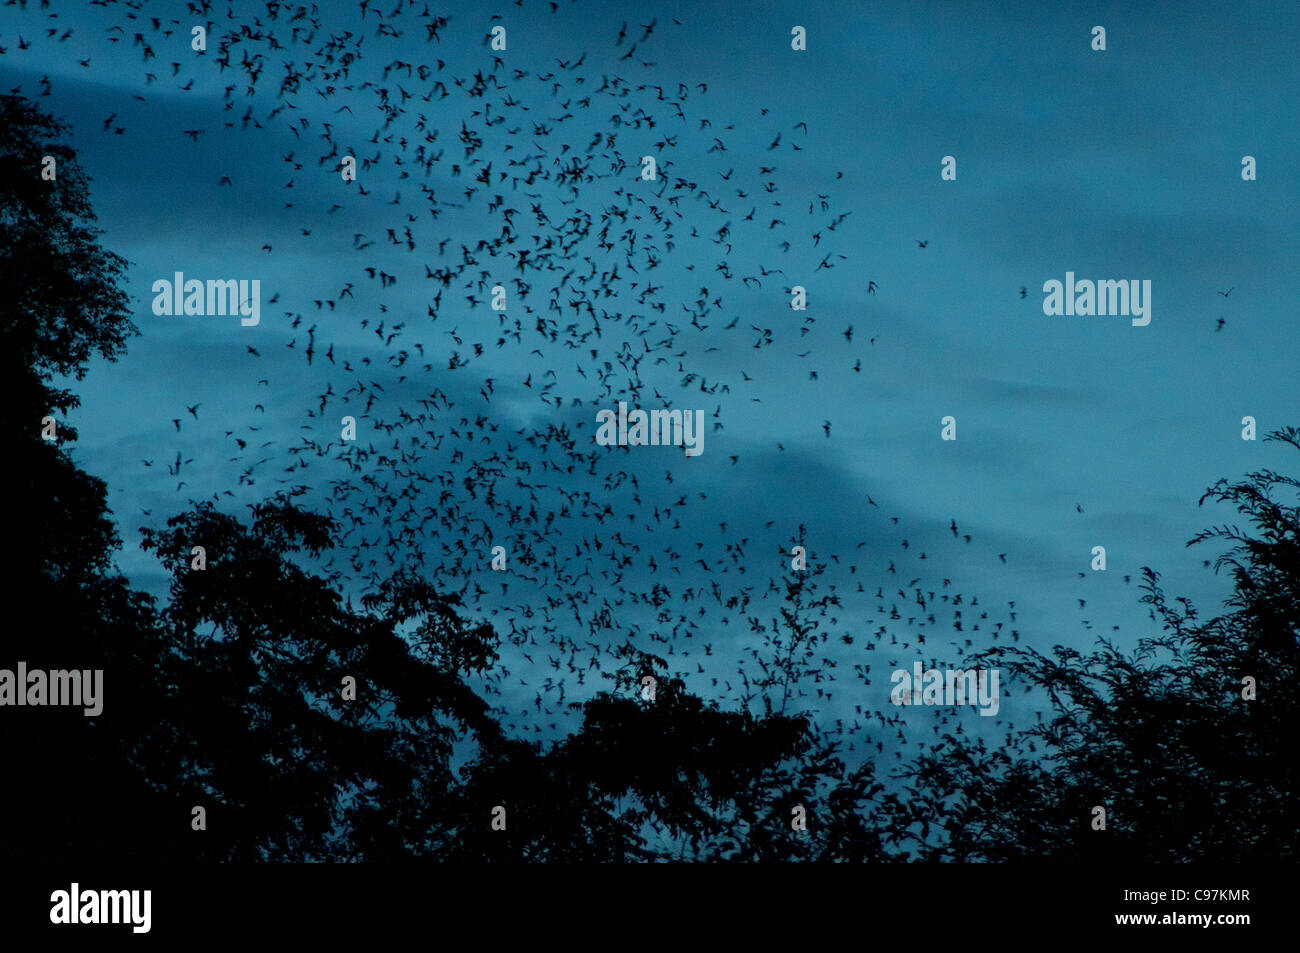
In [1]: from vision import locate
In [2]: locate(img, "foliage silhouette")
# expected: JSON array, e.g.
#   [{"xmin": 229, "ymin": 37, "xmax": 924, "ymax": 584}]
[
  {"xmin": 3, "ymin": 93, "xmax": 170, "ymax": 860},
  {"xmin": 898, "ymin": 429, "xmax": 1300, "ymax": 862}
]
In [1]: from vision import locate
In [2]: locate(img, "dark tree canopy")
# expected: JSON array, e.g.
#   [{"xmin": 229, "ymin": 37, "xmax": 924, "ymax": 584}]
[
  {"xmin": 4, "ymin": 93, "xmax": 162, "ymax": 860},
  {"xmin": 898, "ymin": 429, "xmax": 1300, "ymax": 862}
]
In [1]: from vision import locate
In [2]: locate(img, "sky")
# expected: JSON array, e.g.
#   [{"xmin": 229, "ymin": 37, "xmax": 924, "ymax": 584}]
[{"xmin": 5, "ymin": 0, "xmax": 1298, "ymax": 753}]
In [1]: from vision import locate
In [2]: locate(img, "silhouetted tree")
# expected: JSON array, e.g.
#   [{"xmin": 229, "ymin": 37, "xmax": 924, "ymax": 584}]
[
  {"xmin": 901, "ymin": 428, "xmax": 1300, "ymax": 861},
  {"xmin": 2, "ymin": 93, "xmax": 175, "ymax": 860},
  {"xmin": 141, "ymin": 509, "xmax": 885, "ymax": 860},
  {"xmin": 138, "ymin": 503, "xmax": 511, "ymax": 859}
]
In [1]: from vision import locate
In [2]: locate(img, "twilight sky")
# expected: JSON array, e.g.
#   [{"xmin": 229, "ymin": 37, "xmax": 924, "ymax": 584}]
[{"xmin": 6, "ymin": 0, "xmax": 1297, "ymax": 750}]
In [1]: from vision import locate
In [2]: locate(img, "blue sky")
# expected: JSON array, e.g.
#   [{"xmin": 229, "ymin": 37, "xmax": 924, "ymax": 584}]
[{"xmin": 7, "ymin": 0, "xmax": 1298, "ymax": 751}]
